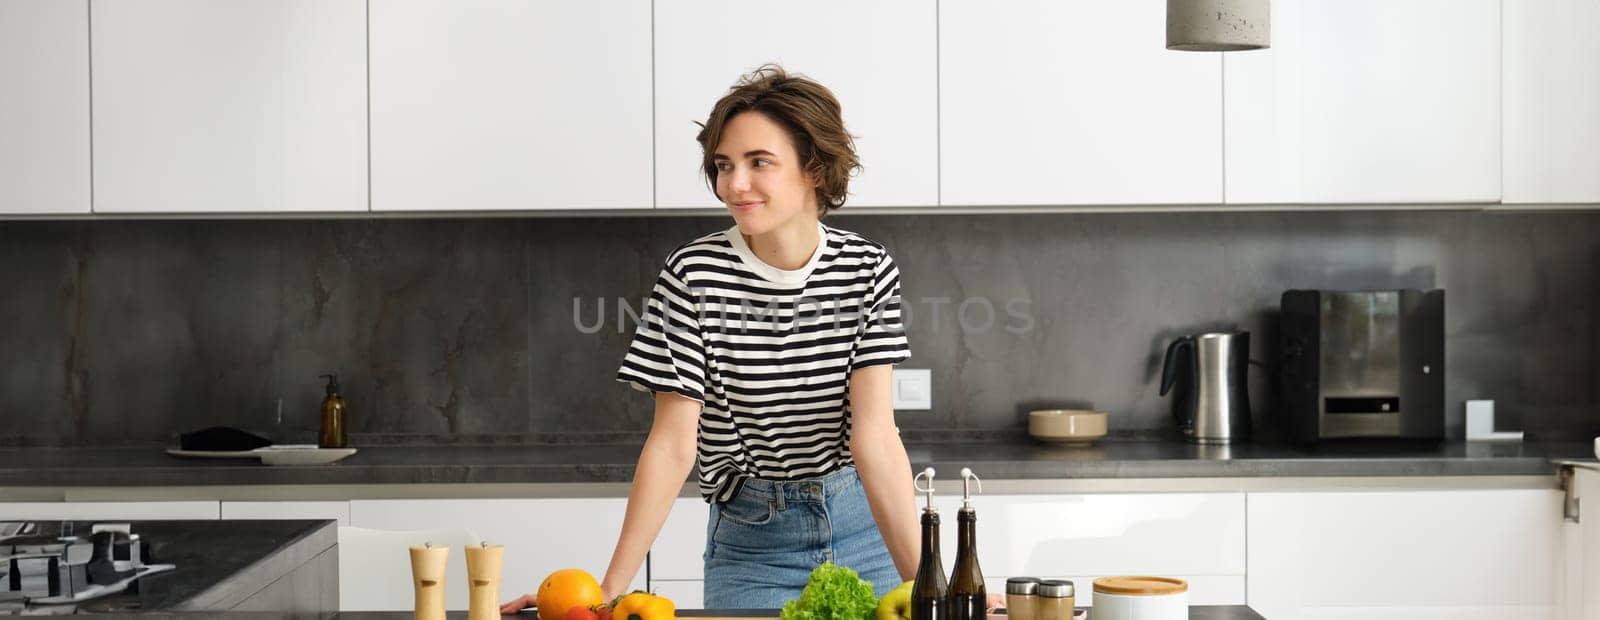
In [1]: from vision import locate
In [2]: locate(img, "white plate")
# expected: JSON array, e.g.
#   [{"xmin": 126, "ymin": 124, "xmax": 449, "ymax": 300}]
[
  {"xmin": 165, "ymin": 448, "xmax": 267, "ymax": 459},
  {"xmin": 256, "ymin": 446, "xmax": 358, "ymax": 466},
  {"xmin": 165, "ymin": 445, "xmax": 358, "ymax": 465}
]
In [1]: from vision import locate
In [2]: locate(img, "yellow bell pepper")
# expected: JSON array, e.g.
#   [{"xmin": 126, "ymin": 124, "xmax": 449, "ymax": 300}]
[{"xmin": 613, "ymin": 592, "xmax": 675, "ymax": 620}]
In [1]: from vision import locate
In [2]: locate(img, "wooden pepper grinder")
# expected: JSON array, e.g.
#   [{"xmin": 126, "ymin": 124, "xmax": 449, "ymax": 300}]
[
  {"xmin": 410, "ymin": 543, "xmax": 449, "ymax": 620},
  {"xmin": 466, "ymin": 542, "xmax": 504, "ymax": 620}
]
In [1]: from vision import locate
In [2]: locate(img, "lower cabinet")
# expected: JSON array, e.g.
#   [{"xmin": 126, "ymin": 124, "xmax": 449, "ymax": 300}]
[
  {"xmin": 0, "ymin": 501, "xmax": 219, "ymax": 520},
  {"xmin": 7, "ymin": 485, "xmax": 1561, "ymax": 615},
  {"xmin": 652, "ymin": 498, "xmax": 711, "ymax": 581},
  {"xmin": 643, "ymin": 576, "xmax": 1242, "ymax": 610},
  {"xmin": 930, "ymin": 492, "xmax": 1246, "ymax": 606},
  {"xmin": 220, "ymin": 500, "xmax": 351, "ymax": 525},
  {"xmin": 346, "ymin": 498, "xmax": 645, "ymax": 611},
  {"xmin": 650, "ymin": 580, "xmax": 705, "ymax": 611},
  {"xmin": 1563, "ymin": 467, "xmax": 1599, "ymax": 620},
  {"xmin": 650, "ymin": 493, "xmax": 1247, "ymax": 607},
  {"xmin": 1246, "ymin": 489, "xmax": 1564, "ymax": 620}
]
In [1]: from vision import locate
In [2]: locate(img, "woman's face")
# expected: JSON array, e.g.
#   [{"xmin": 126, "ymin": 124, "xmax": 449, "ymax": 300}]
[{"xmin": 713, "ymin": 111, "xmax": 819, "ymax": 236}]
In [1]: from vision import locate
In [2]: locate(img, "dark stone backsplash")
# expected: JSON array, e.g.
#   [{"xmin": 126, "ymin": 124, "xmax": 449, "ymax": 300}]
[{"xmin": 1, "ymin": 211, "xmax": 1596, "ymax": 447}]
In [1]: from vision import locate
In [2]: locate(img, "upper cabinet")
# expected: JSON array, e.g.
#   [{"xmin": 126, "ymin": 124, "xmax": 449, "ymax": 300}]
[
  {"xmin": 91, "ymin": 0, "xmax": 366, "ymax": 214},
  {"xmin": 653, "ymin": 0, "xmax": 938, "ymax": 209},
  {"xmin": 1224, "ymin": 0, "xmax": 1501, "ymax": 204},
  {"xmin": 0, "ymin": 0, "xmax": 90, "ymax": 215},
  {"xmin": 370, "ymin": 0, "xmax": 651, "ymax": 212},
  {"xmin": 940, "ymin": 0, "xmax": 1223, "ymax": 207},
  {"xmin": 1503, "ymin": 0, "xmax": 1600, "ymax": 205},
  {"xmin": 11, "ymin": 0, "xmax": 1593, "ymax": 216}
]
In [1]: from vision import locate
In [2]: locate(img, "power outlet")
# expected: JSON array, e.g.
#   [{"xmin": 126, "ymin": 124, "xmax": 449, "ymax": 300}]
[{"xmin": 891, "ymin": 368, "xmax": 932, "ymax": 411}]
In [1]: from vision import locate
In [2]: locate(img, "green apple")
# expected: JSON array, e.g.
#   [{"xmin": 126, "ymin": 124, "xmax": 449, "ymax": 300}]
[{"xmin": 876, "ymin": 581, "xmax": 914, "ymax": 620}]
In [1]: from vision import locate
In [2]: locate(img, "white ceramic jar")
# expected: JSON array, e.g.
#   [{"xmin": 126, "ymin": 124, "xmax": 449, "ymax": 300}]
[{"xmin": 1090, "ymin": 576, "xmax": 1187, "ymax": 620}]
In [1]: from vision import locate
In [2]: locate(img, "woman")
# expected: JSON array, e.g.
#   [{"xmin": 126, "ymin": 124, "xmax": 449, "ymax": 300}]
[{"xmin": 506, "ymin": 64, "xmax": 919, "ymax": 612}]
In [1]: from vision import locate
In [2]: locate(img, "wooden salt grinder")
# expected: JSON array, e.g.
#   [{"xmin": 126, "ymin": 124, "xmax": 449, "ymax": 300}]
[
  {"xmin": 466, "ymin": 542, "xmax": 505, "ymax": 620},
  {"xmin": 409, "ymin": 543, "xmax": 449, "ymax": 620}
]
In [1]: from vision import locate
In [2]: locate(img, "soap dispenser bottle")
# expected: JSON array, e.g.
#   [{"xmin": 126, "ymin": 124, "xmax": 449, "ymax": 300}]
[{"xmin": 318, "ymin": 374, "xmax": 347, "ymax": 449}]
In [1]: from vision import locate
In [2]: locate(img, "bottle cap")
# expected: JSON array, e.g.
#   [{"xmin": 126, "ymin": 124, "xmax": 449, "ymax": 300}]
[
  {"xmin": 1037, "ymin": 580, "xmax": 1075, "ymax": 598},
  {"xmin": 1006, "ymin": 577, "xmax": 1040, "ymax": 595},
  {"xmin": 913, "ymin": 467, "xmax": 937, "ymax": 513},
  {"xmin": 960, "ymin": 467, "xmax": 983, "ymax": 509},
  {"xmin": 319, "ymin": 374, "xmax": 340, "ymax": 395}
]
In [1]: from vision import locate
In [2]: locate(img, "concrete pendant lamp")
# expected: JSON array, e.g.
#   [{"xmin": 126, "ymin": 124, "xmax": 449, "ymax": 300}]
[{"xmin": 1167, "ymin": 0, "xmax": 1270, "ymax": 51}]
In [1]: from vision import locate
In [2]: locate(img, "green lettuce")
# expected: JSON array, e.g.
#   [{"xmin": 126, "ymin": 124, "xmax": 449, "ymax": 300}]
[{"xmin": 779, "ymin": 561, "xmax": 880, "ymax": 620}]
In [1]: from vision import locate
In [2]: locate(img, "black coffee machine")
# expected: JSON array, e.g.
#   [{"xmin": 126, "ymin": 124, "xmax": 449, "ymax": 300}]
[{"xmin": 1278, "ymin": 289, "xmax": 1445, "ymax": 445}]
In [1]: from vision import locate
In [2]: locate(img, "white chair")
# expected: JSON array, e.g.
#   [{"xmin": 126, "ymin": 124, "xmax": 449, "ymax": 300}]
[{"xmin": 337, "ymin": 526, "xmax": 483, "ymax": 611}]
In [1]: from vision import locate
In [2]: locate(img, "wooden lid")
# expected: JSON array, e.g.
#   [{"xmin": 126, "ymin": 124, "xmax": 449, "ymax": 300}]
[{"xmin": 1092, "ymin": 576, "xmax": 1188, "ymax": 595}]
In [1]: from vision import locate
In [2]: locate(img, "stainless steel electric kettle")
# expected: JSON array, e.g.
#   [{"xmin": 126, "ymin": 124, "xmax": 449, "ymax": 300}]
[{"xmin": 1160, "ymin": 331, "xmax": 1252, "ymax": 444}]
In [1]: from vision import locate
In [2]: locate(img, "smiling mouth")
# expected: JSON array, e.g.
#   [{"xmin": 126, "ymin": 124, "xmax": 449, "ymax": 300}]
[{"xmin": 731, "ymin": 202, "xmax": 762, "ymax": 212}]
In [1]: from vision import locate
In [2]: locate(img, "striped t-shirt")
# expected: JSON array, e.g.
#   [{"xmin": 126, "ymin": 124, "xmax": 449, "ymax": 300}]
[{"xmin": 616, "ymin": 222, "xmax": 911, "ymax": 503}]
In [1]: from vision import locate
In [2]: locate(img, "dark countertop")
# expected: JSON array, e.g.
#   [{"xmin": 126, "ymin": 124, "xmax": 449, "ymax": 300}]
[
  {"xmin": 0, "ymin": 440, "xmax": 1593, "ymax": 488},
  {"xmin": 333, "ymin": 607, "xmax": 1265, "ymax": 619},
  {"xmin": 0, "ymin": 519, "xmax": 334, "ymax": 613}
]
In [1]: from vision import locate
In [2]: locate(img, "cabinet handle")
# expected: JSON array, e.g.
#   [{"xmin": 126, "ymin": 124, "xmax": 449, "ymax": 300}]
[{"xmin": 1560, "ymin": 466, "xmax": 1581, "ymax": 523}]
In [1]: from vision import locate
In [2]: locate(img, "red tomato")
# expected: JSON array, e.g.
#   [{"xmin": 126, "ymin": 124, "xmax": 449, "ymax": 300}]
[
  {"xmin": 596, "ymin": 606, "xmax": 615, "ymax": 620},
  {"xmin": 567, "ymin": 606, "xmax": 599, "ymax": 620}
]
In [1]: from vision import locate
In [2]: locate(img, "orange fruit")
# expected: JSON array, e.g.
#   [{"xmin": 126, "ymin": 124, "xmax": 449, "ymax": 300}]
[{"xmin": 536, "ymin": 569, "xmax": 604, "ymax": 620}]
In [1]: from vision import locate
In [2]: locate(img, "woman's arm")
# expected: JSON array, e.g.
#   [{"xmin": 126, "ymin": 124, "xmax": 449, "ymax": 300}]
[
  {"xmin": 600, "ymin": 392, "xmax": 701, "ymax": 599},
  {"xmin": 501, "ymin": 392, "xmax": 700, "ymax": 613},
  {"xmin": 848, "ymin": 364, "xmax": 920, "ymax": 583}
]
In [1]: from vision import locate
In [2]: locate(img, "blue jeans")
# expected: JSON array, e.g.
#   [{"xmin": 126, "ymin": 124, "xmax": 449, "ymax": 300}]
[{"xmin": 702, "ymin": 466, "xmax": 903, "ymax": 608}]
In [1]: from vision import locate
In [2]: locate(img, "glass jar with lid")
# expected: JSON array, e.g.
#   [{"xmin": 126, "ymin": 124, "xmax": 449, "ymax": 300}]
[
  {"xmin": 1004, "ymin": 578, "xmax": 1040, "ymax": 620},
  {"xmin": 1035, "ymin": 579, "xmax": 1074, "ymax": 620}
]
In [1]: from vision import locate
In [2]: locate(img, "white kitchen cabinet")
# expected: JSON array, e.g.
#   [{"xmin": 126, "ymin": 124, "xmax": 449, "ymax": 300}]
[
  {"xmin": 1563, "ymin": 467, "xmax": 1599, "ymax": 620},
  {"xmin": 932, "ymin": 493, "xmax": 1245, "ymax": 606},
  {"xmin": 651, "ymin": 498, "xmax": 711, "ymax": 580},
  {"xmin": 91, "ymin": 0, "xmax": 366, "ymax": 213},
  {"xmin": 932, "ymin": 492, "xmax": 1244, "ymax": 578},
  {"xmin": 651, "ymin": 493, "xmax": 1244, "ymax": 605},
  {"xmin": 1248, "ymin": 489, "xmax": 1563, "ymax": 620},
  {"xmin": 348, "ymin": 498, "xmax": 644, "ymax": 611},
  {"xmin": 1014, "ymin": 576, "xmax": 1243, "ymax": 607},
  {"xmin": 939, "ymin": 0, "xmax": 1222, "ymax": 206},
  {"xmin": 1503, "ymin": 0, "xmax": 1600, "ymax": 205},
  {"xmin": 653, "ymin": 575, "xmax": 1236, "ymax": 610},
  {"xmin": 220, "ymin": 501, "xmax": 351, "ymax": 525},
  {"xmin": 653, "ymin": 0, "xmax": 937, "ymax": 209},
  {"xmin": 0, "ymin": 501, "xmax": 219, "ymax": 520},
  {"xmin": 1224, "ymin": 0, "xmax": 1501, "ymax": 204},
  {"xmin": 650, "ymin": 580, "xmax": 704, "ymax": 611},
  {"xmin": 370, "ymin": 0, "xmax": 651, "ymax": 211},
  {"xmin": 0, "ymin": 0, "xmax": 90, "ymax": 215}
]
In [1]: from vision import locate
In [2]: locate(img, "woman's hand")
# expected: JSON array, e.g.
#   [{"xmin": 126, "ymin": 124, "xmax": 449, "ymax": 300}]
[{"xmin": 500, "ymin": 593, "xmax": 536, "ymax": 615}]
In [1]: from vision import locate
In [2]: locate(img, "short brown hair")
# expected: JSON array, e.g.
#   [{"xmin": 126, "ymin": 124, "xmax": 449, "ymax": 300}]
[{"xmin": 696, "ymin": 64, "xmax": 861, "ymax": 215}]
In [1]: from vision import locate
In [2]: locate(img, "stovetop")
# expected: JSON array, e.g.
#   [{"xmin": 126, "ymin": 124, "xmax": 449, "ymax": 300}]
[{"xmin": 0, "ymin": 521, "xmax": 176, "ymax": 614}]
